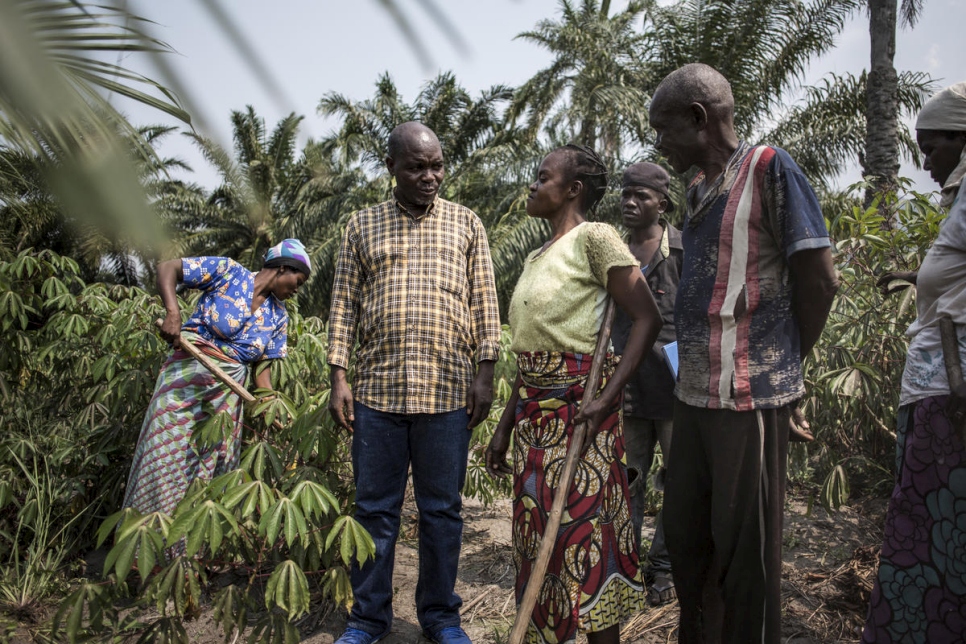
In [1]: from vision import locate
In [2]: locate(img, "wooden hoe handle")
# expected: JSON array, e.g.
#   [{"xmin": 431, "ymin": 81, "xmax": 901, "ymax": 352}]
[
  {"xmin": 508, "ymin": 298, "xmax": 618, "ymax": 644},
  {"xmin": 154, "ymin": 319, "xmax": 285, "ymax": 432},
  {"xmin": 939, "ymin": 316, "xmax": 966, "ymax": 444}
]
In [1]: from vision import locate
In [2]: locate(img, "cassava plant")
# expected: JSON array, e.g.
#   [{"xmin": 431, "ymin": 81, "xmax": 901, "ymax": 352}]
[
  {"xmin": 0, "ymin": 247, "xmax": 515, "ymax": 642},
  {"xmin": 804, "ymin": 180, "xmax": 943, "ymax": 511}
]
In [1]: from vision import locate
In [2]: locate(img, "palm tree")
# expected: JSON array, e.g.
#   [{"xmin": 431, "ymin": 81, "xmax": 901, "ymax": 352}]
[
  {"xmin": 508, "ymin": 0, "xmax": 651, "ymax": 158},
  {"xmin": 166, "ymin": 104, "xmax": 399, "ymax": 316},
  {"xmin": 0, "ymin": 145, "xmax": 68, "ymax": 261},
  {"xmin": 0, "ymin": 0, "xmax": 467, "ymax": 284},
  {"xmin": 169, "ymin": 107, "xmax": 304, "ymax": 268},
  {"xmin": 0, "ymin": 0, "xmax": 192, "ymax": 265},
  {"xmin": 512, "ymin": 0, "xmax": 902, "ymax": 192},
  {"xmin": 316, "ymin": 73, "xmax": 414, "ymax": 175},
  {"xmin": 765, "ymin": 69, "xmax": 929, "ymax": 188},
  {"xmin": 864, "ymin": 0, "xmax": 925, "ymax": 201},
  {"xmin": 285, "ymin": 142, "xmax": 384, "ymax": 316},
  {"xmin": 638, "ymin": 0, "xmax": 931, "ymax": 191},
  {"xmin": 314, "ymin": 73, "xmax": 545, "ymax": 316},
  {"xmin": 0, "ymin": 1, "xmax": 190, "ymax": 152},
  {"xmin": 0, "ymin": 125, "xmax": 198, "ymax": 285},
  {"xmin": 643, "ymin": 0, "xmax": 863, "ymax": 139},
  {"xmin": 317, "ymin": 72, "xmax": 515, "ymax": 182}
]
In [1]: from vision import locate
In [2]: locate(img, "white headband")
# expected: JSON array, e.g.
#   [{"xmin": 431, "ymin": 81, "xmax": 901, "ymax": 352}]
[{"xmin": 916, "ymin": 81, "xmax": 966, "ymax": 132}]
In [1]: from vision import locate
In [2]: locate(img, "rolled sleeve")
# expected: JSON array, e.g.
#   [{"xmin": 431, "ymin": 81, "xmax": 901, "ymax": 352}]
[
  {"xmin": 467, "ymin": 217, "xmax": 501, "ymax": 363},
  {"xmin": 787, "ymin": 236, "xmax": 831, "ymax": 256},
  {"xmin": 476, "ymin": 340, "xmax": 501, "ymax": 363},
  {"xmin": 326, "ymin": 222, "xmax": 361, "ymax": 368},
  {"xmin": 765, "ymin": 149, "xmax": 831, "ymax": 258}
]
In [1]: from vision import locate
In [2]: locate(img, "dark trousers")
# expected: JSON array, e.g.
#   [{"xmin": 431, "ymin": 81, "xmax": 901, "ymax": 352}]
[
  {"xmin": 664, "ymin": 401, "xmax": 790, "ymax": 644},
  {"xmin": 624, "ymin": 416, "xmax": 673, "ymax": 572},
  {"xmin": 347, "ymin": 403, "xmax": 470, "ymax": 636}
]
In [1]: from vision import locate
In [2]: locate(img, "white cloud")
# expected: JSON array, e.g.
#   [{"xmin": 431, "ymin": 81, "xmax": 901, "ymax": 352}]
[{"xmin": 927, "ymin": 44, "xmax": 941, "ymax": 73}]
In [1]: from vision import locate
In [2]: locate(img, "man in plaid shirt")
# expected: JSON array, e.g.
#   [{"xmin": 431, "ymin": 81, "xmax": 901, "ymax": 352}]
[{"xmin": 327, "ymin": 122, "xmax": 501, "ymax": 644}]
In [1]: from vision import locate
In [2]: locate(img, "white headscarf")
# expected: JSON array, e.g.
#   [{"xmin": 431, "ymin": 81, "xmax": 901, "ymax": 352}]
[
  {"xmin": 916, "ymin": 81, "xmax": 966, "ymax": 207},
  {"xmin": 917, "ymin": 81, "xmax": 966, "ymax": 131}
]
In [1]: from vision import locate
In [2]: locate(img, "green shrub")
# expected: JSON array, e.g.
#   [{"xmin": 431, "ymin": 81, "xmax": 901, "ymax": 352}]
[
  {"xmin": 0, "ymin": 248, "xmax": 515, "ymax": 642},
  {"xmin": 807, "ymin": 182, "xmax": 942, "ymax": 510}
]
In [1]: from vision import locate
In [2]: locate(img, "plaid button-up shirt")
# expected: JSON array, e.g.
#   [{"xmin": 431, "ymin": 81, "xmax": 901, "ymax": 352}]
[{"xmin": 327, "ymin": 197, "xmax": 501, "ymax": 414}]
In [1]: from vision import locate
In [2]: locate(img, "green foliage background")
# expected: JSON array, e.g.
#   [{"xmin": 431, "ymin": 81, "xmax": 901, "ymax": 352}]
[
  {"xmin": 0, "ymin": 248, "xmax": 514, "ymax": 640},
  {"xmin": 0, "ymin": 182, "xmax": 947, "ymax": 641},
  {"xmin": 806, "ymin": 184, "xmax": 942, "ymax": 510},
  {"xmin": 0, "ymin": 0, "xmax": 949, "ymax": 641}
]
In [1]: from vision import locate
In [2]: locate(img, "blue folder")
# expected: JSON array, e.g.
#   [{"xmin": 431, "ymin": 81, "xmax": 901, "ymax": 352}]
[{"xmin": 662, "ymin": 341, "xmax": 679, "ymax": 379}]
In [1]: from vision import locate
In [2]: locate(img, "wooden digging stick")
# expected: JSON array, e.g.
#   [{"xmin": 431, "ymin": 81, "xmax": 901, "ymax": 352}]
[
  {"xmin": 154, "ymin": 319, "xmax": 285, "ymax": 432},
  {"xmin": 508, "ymin": 297, "xmax": 618, "ymax": 644},
  {"xmin": 939, "ymin": 316, "xmax": 966, "ymax": 444}
]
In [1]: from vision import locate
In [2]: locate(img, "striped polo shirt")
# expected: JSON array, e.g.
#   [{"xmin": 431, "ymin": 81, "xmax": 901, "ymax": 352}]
[{"xmin": 675, "ymin": 142, "xmax": 830, "ymax": 411}]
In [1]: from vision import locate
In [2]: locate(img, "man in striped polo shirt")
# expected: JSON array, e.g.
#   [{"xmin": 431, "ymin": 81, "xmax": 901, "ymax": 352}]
[{"xmin": 648, "ymin": 64, "xmax": 839, "ymax": 644}]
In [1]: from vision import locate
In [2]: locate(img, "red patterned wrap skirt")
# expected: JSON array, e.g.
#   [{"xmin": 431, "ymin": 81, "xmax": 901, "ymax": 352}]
[{"xmin": 512, "ymin": 351, "xmax": 645, "ymax": 644}]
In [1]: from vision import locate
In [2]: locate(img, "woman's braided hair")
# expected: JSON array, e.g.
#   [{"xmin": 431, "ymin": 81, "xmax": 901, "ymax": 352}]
[{"xmin": 559, "ymin": 143, "xmax": 609, "ymax": 215}]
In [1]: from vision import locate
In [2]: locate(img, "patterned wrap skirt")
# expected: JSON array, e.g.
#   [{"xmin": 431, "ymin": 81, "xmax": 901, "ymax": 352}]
[
  {"xmin": 862, "ymin": 395, "xmax": 966, "ymax": 643},
  {"xmin": 512, "ymin": 351, "xmax": 645, "ymax": 644},
  {"xmin": 123, "ymin": 335, "xmax": 248, "ymax": 517}
]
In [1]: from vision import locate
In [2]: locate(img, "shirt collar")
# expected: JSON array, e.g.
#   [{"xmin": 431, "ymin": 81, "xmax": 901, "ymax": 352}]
[
  {"xmin": 622, "ymin": 219, "xmax": 672, "ymax": 267},
  {"xmin": 394, "ymin": 192, "xmax": 439, "ymax": 220},
  {"xmin": 686, "ymin": 140, "xmax": 752, "ymax": 226},
  {"xmin": 659, "ymin": 219, "xmax": 671, "ymax": 259}
]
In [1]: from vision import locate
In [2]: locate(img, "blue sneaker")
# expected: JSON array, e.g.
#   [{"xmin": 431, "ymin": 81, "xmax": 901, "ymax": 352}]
[
  {"xmin": 335, "ymin": 627, "xmax": 385, "ymax": 644},
  {"xmin": 425, "ymin": 625, "xmax": 472, "ymax": 644}
]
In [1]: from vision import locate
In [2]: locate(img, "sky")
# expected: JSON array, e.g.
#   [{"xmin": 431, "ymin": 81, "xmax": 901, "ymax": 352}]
[{"xmin": 118, "ymin": 0, "xmax": 966, "ymax": 193}]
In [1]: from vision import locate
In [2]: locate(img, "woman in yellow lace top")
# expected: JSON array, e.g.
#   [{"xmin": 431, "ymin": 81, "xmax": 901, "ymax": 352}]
[{"xmin": 486, "ymin": 145, "xmax": 662, "ymax": 644}]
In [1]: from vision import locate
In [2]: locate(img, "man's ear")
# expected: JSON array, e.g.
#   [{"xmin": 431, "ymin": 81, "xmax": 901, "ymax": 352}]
[
  {"xmin": 690, "ymin": 102, "xmax": 709, "ymax": 130},
  {"xmin": 385, "ymin": 156, "xmax": 396, "ymax": 177}
]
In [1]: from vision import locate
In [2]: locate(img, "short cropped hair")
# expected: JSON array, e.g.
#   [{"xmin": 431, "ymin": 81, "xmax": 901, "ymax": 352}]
[{"xmin": 653, "ymin": 63, "xmax": 735, "ymax": 122}]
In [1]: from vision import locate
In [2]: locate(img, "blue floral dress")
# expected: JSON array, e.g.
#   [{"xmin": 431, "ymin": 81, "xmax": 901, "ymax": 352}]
[
  {"xmin": 123, "ymin": 257, "xmax": 288, "ymax": 523},
  {"xmin": 181, "ymin": 257, "xmax": 288, "ymax": 362}
]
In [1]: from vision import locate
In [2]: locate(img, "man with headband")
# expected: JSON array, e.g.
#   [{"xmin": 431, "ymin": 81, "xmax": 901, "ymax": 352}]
[{"xmin": 611, "ymin": 161, "xmax": 682, "ymax": 607}]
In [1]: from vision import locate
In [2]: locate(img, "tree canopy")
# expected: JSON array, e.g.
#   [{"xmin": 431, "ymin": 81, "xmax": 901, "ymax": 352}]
[{"xmin": 0, "ymin": 1, "xmax": 949, "ymax": 641}]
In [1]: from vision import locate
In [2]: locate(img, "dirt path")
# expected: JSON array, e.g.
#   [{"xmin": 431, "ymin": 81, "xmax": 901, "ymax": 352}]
[
  {"xmin": 4, "ymin": 481, "xmax": 889, "ymax": 644},
  {"xmin": 179, "ymin": 492, "xmax": 886, "ymax": 644}
]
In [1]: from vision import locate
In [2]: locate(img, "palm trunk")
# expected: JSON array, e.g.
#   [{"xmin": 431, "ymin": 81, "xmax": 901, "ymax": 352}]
[
  {"xmin": 579, "ymin": 113, "xmax": 599, "ymax": 150},
  {"xmin": 863, "ymin": 0, "xmax": 900, "ymax": 208}
]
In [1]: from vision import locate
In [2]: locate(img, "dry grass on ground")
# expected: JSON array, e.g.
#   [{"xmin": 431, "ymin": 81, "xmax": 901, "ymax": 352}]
[
  {"xmin": 10, "ymin": 492, "xmax": 888, "ymax": 643},
  {"xmin": 288, "ymin": 493, "xmax": 888, "ymax": 644}
]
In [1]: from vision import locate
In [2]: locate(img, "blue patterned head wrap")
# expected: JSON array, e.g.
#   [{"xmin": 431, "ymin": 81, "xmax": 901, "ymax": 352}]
[{"xmin": 263, "ymin": 238, "xmax": 311, "ymax": 277}]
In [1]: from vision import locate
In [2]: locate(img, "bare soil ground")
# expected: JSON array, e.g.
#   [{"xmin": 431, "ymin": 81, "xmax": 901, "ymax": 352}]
[
  {"xmin": 180, "ymin": 491, "xmax": 888, "ymax": 644},
  {"xmin": 12, "ymin": 491, "xmax": 886, "ymax": 643}
]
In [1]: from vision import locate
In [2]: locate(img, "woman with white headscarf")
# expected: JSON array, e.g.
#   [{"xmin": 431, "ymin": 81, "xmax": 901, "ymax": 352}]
[{"xmin": 864, "ymin": 83, "xmax": 966, "ymax": 643}]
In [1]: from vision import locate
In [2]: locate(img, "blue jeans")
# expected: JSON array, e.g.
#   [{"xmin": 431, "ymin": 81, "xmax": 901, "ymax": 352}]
[{"xmin": 347, "ymin": 403, "xmax": 471, "ymax": 636}]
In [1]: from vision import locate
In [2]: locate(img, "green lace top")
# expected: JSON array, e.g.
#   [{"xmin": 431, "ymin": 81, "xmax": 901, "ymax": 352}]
[{"xmin": 508, "ymin": 222, "xmax": 637, "ymax": 354}]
